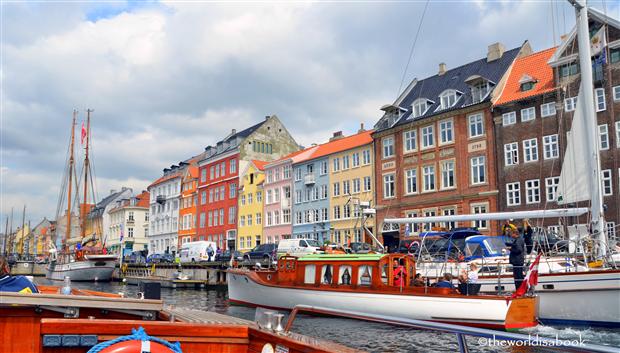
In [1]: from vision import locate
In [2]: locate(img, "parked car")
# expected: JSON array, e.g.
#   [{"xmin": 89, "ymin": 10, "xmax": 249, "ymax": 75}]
[
  {"xmin": 244, "ymin": 243, "xmax": 278, "ymax": 263},
  {"xmin": 147, "ymin": 253, "xmax": 175, "ymax": 264},
  {"xmin": 348, "ymin": 242, "xmax": 372, "ymax": 254},
  {"xmin": 215, "ymin": 249, "xmax": 244, "ymax": 263},
  {"xmin": 124, "ymin": 251, "xmax": 147, "ymax": 264},
  {"xmin": 277, "ymin": 239, "xmax": 322, "ymax": 257}
]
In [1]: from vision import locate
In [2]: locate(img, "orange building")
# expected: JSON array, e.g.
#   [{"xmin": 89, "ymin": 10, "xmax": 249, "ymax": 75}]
[{"xmin": 178, "ymin": 166, "xmax": 199, "ymax": 248}]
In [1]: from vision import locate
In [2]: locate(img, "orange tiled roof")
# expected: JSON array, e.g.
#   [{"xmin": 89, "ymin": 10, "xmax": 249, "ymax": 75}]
[
  {"xmin": 251, "ymin": 160, "xmax": 269, "ymax": 171},
  {"xmin": 136, "ymin": 191, "xmax": 150, "ymax": 208},
  {"xmin": 308, "ymin": 130, "xmax": 374, "ymax": 160},
  {"xmin": 495, "ymin": 47, "xmax": 557, "ymax": 106},
  {"xmin": 148, "ymin": 171, "xmax": 181, "ymax": 188},
  {"xmin": 186, "ymin": 165, "xmax": 198, "ymax": 179}
]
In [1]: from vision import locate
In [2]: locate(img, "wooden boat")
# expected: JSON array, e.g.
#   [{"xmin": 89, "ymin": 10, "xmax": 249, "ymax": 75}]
[
  {"xmin": 0, "ymin": 285, "xmax": 361, "ymax": 353},
  {"xmin": 228, "ymin": 254, "xmax": 538, "ymax": 330}
]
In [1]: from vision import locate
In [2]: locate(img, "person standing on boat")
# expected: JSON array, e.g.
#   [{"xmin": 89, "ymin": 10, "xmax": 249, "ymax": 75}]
[
  {"xmin": 393, "ymin": 259, "xmax": 405, "ymax": 287},
  {"xmin": 522, "ymin": 219, "xmax": 533, "ymax": 255},
  {"xmin": 502, "ymin": 219, "xmax": 517, "ymax": 237},
  {"xmin": 0, "ymin": 256, "xmax": 38, "ymax": 293},
  {"xmin": 507, "ymin": 229, "xmax": 525, "ymax": 290}
]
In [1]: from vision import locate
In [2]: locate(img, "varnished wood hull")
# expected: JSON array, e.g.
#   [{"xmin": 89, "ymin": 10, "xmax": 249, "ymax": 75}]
[{"xmin": 228, "ymin": 270, "xmax": 537, "ymax": 330}]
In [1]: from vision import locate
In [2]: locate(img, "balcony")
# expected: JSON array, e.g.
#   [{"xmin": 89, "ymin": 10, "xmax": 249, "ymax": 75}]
[
  {"xmin": 304, "ymin": 174, "xmax": 315, "ymax": 185},
  {"xmin": 156, "ymin": 195, "xmax": 166, "ymax": 204},
  {"xmin": 126, "ymin": 218, "xmax": 135, "ymax": 225}
]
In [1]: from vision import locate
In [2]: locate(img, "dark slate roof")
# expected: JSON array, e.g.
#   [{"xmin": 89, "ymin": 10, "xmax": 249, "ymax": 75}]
[
  {"xmin": 89, "ymin": 188, "xmax": 130, "ymax": 218},
  {"xmin": 201, "ymin": 119, "xmax": 268, "ymax": 162},
  {"xmin": 375, "ymin": 47, "xmax": 522, "ymax": 132}
]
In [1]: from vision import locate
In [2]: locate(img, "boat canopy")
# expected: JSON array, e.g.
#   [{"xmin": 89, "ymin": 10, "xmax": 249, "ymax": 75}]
[{"xmin": 384, "ymin": 208, "xmax": 589, "ymax": 225}]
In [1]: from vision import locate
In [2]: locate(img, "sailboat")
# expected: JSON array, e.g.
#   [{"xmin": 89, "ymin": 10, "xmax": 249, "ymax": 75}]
[
  {"xmin": 382, "ymin": 3, "xmax": 620, "ymax": 327},
  {"xmin": 46, "ymin": 110, "xmax": 117, "ymax": 281}
]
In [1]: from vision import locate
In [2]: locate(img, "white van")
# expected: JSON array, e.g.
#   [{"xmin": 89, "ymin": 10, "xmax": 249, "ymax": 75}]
[
  {"xmin": 179, "ymin": 241, "xmax": 217, "ymax": 263},
  {"xmin": 277, "ymin": 239, "xmax": 323, "ymax": 257}
]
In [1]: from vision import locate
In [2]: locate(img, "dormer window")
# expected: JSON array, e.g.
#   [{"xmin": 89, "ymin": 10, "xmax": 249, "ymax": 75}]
[
  {"xmin": 411, "ymin": 98, "xmax": 431, "ymax": 118},
  {"xmin": 520, "ymin": 82, "xmax": 535, "ymax": 91},
  {"xmin": 518, "ymin": 74, "xmax": 537, "ymax": 92},
  {"xmin": 439, "ymin": 90, "xmax": 460, "ymax": 110},
  {"xmin": 466, "ymin": 75, "xmax": 495, "ymax": 104}
]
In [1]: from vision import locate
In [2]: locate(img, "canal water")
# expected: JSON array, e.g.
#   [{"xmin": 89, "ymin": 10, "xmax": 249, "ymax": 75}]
[{"xmin": 37, "ymin": 280, "xmax": 620, "ymax": 353}]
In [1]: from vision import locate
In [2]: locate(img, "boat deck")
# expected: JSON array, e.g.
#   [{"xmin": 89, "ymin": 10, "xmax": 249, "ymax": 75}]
[{"xmin": 164, "ymin": 307, "xmax": 255, "ymax": 325}]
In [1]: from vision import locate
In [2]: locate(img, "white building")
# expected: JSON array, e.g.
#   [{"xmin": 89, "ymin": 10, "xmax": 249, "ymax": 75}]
[
  {"xmin": 147, "ymin": 166, "xmax": 183, "ymax": 255},
  {"xmin": 107, "ymin": 191, "xmax": 150, "ymax": 255}
]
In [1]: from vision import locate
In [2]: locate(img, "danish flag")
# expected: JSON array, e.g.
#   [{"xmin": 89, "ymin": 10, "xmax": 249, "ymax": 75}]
[
  {"xmin": 511, "ymin": 252, "xmax": 542, "ymax": 299},
  {"xmin": 81, "ymin": 122, "xmax": 87, "ymax": 145}
]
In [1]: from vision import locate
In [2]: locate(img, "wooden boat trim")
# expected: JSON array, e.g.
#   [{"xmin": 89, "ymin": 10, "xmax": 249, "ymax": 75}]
[
  {"xmin": 0, "ymin": 292, "xmax": 164, "ymax": 311},
  {"xmin": 97, "ymin": 335, "xmax": 250, "ymax": 344}
]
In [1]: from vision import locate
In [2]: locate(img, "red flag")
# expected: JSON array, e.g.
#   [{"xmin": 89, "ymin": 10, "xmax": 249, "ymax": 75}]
[
  {"xmin": 511, "ymin": 252, "xmax": 542, "ymax": 299},
  {"xmin": 81, "ymin": 122, "xmax": 87, "ymax": 145}
]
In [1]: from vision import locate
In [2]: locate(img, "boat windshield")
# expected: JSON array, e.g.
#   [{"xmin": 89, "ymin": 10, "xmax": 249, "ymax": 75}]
[
  {"xmin": 483, "ymin": 237, "xmax": 508, "ymax": 256},
  {"xmin": 465, "ymin": 242, "xmax": 485, "ymax": 258},
  {"xmin": 306, "ymin": 240, "xmax": 321, "ymax": 247}
]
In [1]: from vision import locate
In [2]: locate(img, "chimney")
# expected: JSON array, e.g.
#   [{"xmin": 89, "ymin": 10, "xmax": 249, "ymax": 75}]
[
  {"xmin": 487, "ymin": 42, "xmax": 505, "ymax": 62},
  {"xmin": 110, "ymin": 189, "xmax": 117, "ymax": 195},
  {"xmin": 231, "ymin": 128, "xmax": 236, "ymax": 135},
  {"xmin": 438, "ymin": 62, "xmax": 447, "ymax": 76},
  {"xmin": 358, "ymin": 123, "xmax": 366, "ymax": 133},
  {"xmin": 329, "ymin": 131, "xmax": 344, "ymax": 142},
  {"xmin": 265, "ymin": 115, "xmax": 270, "ymax": 120}
]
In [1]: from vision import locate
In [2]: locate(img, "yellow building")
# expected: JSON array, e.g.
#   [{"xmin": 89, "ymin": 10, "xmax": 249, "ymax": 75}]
[
  {"xmin": 327, "ymin": 130, "xmax": 375, "ymax": 245},
  {"xmin": 237, "ymin": 160, "xmax": 267, "ymax": 251}
]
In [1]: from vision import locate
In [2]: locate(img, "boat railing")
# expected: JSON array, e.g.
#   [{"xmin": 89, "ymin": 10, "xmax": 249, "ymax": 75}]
[{"xmin": 285, "ymin": 305, "xmax": 617, "ymax": 353}]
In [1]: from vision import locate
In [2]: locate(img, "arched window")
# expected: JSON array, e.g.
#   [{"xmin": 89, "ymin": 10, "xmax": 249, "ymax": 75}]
[
  {"xmin": 439, "ymin": 89, "xmax": 460, "ymax": 109},
  {"xmin": 411, "ymin": 99, "xmax": 430, "ymax": 118}
]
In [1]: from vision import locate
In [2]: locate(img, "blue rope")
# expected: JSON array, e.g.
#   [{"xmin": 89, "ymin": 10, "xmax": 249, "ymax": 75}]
[{"xmin": 87, "ymin": 327, "xmax": 182, "ymax": 353}]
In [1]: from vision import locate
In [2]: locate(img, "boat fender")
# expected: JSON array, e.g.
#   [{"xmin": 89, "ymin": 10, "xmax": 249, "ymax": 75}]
[{"xmin": 87, "ymin": 327, "xmax": 182, "ymax": 353}]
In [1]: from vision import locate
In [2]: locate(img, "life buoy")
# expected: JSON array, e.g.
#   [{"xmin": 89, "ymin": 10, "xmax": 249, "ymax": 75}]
[{"xmin": 87, "ymin": 327, "xmax": 181, "ymax": 353}]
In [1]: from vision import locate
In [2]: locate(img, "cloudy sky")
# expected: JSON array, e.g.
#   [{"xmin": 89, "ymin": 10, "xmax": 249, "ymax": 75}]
[{"xmin": 1, "ymin": 0, "xmax": 618, "ymax": 224}]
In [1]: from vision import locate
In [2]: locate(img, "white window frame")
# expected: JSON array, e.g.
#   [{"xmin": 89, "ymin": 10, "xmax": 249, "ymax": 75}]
[
  {"xmin": 523, "ymin": 138, "xmax": 538, "ymax": 162},
  {"xmin": 470, "ymin": 156, "xmax": 486, "ymax": 185},
  {"xmin": 540, "ymin": 102, "xmax": 556, "ymax": 117},
  {"xmin": 504, "ymin": 142, "xmax": 519, "ymax": 166},
  {"xmin": 525, "ymin": 179, "xmax": 541, "ymax": 204},
  {"xmin": 421, "ymin": 125, "xmax": 434, "ymax": 149},
  {"xmin": 545, "ymin": 176, "xmax": 560, "ymax": 202},
  {"xmin": 439, "ymin": 89, "xmax": 460, "ymax": 109},
  {"xmin": 383, "ymin": 174, "xmax": 395, "ymax": 199},
  {"xmin": 412, "ymin": 98, "xmax": 430, "ymax": 118},
  {"xmin": 403, "ymin": 129, "xmax": 417, "ymax": 153},
  {"xmin": 405, "ymin": 168, "xmax": 417, "ymax": 195},
  {"xmin": 564, "ymin": 97, "xmax": 577, "ymax": 112},
  {"xmin": 521, "ymin": 107, "xmax": 536, "ymax": 122},
  {"xmin": 439, "ymin": 118, "xmax": 454, "ymax": 145},
  {"xmin": 422, "ymin": 165, "xmax": 435, "ymax": 192},
  {"xmin": 440, "ymin": 160, "xmax": 455, "ymax": 189},
  {"xmin": 602, "ymin": 169, "xmax": 613, "ymax": 196},
  {"xmin": 506, "ymin": 182, "xmax": 521, "ymax": 206},
  {"xmin": 599, "ymin": 124, "xmax": 609, "ymax": 150},
  {"xmin": 468, "ymin": 113, "xmax": 484, "ymax": 138},
  {"xmin": 502, "ymin": 111, "xmax": 516, "ymax": 126},
  {"xmin": 613, "ymin": 85, "xmax": 620, "ymax": 101},
  {"xmin": 543, "ymin": 134, "xmax": 559, "ymax": 159},
  {"xmin": 471, "ymin": 203, "xmax": 488, "ymax": 230},
  {"xmin": 382, "ymin": 136, "xmax": 395, "ymax": 159},
  {"xmin": 595, "ymin": 88, "xmax": 606, "ymax": 112}
]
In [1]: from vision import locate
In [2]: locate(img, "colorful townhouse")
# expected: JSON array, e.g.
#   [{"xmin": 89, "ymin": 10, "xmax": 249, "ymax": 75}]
[
  {"xmin": 178, "ymin": 165, "xmax": 199, "ymax": 247},
  {"xmin": 291, "ymin": 129, "xmax": 374, "ymax": 244},
  {"xmin": 372, "ymin": 41, "xmax": 533, "ymax": 248},
  {"xmin": 263, "ymin": 147, "xmax": 318, "ymax": 244},
  {"xmin": 107, "ymin": 191, "xmax": 150, "ymax": 255},
  {"xmin": 493, "ymin": 9, "xmax": 620, "ymax": 242},
  {"xmin": 237, "ymin": 160, "xmax": 268, "ymax": 251},
  {"xmin": 196, "ymin": 115, "xmax": 299, "ymax": 251},
  {"xmin": 86, "ymin": 187, "xmax": 133, "ymax": 251},
  {"xmin": 327, "ymin": 128, "xmax": 375, "ymax": 245}
]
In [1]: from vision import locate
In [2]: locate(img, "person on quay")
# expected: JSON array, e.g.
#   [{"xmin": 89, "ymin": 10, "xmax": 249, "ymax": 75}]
[
  {"xmin": 0, "ymin": 256, "xmax": 39, "ymax": 293},
  {"xmin": 523, "ymin": 219, "xmax": 534, "ymax": 255},
  {"xmin": 207, "ymin": 244, "xmax": 215, "ymax": 262},
  {"xmin": 393, "ymin": 259, "xmax": 405, "ymax": 287},
  {"xmin": 507, "ymin": 228, "xmax": 526, "ymax": 290}
]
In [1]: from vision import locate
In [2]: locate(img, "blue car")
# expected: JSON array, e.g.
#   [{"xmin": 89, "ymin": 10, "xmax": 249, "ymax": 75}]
[{"xmin": 146, "ymin": 253, "xmax": 175, "ymax": 264}]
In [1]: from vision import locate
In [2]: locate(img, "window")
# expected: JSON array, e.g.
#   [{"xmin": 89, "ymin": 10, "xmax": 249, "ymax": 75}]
[
  {"xmin": 266, "ymin": 212, "xmax": 273, "ymax": 226},
  {"xmin": 240, "ymin": 194, "xmax": 246, "ymax": 206},
  {"xmin": 383, "ymin": 174, "xmax": 395, "ymax": 198},
  {"xmin": 382, "ymin": 137, "xmax": 394, "ymax": 158},
  {"xmin": 315, "ymin": 160, "xmax": 326, "ymax": 175},
  {"xmin": 521, "ymin": 107, "xmax": 536, "ymax": 122},
  {"xmin": 502, "ymin": 112, "xmax": 516, "ymax": 126},
  {"xmin": 220, "ymin": 162, "xmax": 226, "ymax": 177},
  {"xmin": 599, "ymin": 124, "xmax": 609, "ymax": 150},
  {"xmin": 321, "ymin": 184, "xmax": 328, "ymax": 199},
  {"xmin": 364, "ymin": 176, "xmax": 372, "ymax": 192},
  {"xmin": 229, "ymin": 207, "xmax": 236, "ymax": 224},
  {"xmin": 362, "ymin": 149, "xmax": 371, "ymax": 165},
  {"xmin": 506, "ymin": 182, "xmax": 521, "ymax": 206},
  {"xmin": 540, "ymin": 102, "xmax": 556, "ymax": 117},
  {"xmin": 210, "ymin": 166, "xmax": 215, "ymax": 180},
  {"xmin": 352, "ymin": 153, "xmax": 360, "ymax": 167},
  {"xmin": 526, "ymin": 179, "xmax": 540, "ymax": 204},
  {"xmin": 613, "ymin": 86, "xmax": 620, "ymax": 101},
  {"xmin": 333, "ymin": 206, "xmax": 341, "ymax": 220},
  {"xmin": 201, "ymin": 191, "xmax": 207, "ymax": 205},
  {"xmin": 219, "ymin": 186, "xmax": 225, "ymax": 200},
  {"xmin": 208, "ymin": 212, "xmax": 213, "ymax": 227},
  {"xmin": 412, "ymin": 98, "xmax": 430, "ymax": 118},
  {"xmin": 422, "ymin": 165, "xmax": 435, "ymax": 192},
  {"xmin": 248, "ymin": 193, "xmax": 253, "ymax": 204},
  {"xmin": 200, "ymin": 169, "xmax": 207, "ymax": 182},
  {"xmin": 523, "ymin": 138, "xmax": 538, "ymax": 162},
  {"xmin": 312, "ymin": 187, "xmax": 319, "ymax": 200},
  {"xmin": 333, "ymin": 182, "xmax": 341, "ymax": 196},
  {"xmin": 471, "ymin": 204, "xmax": 488, "ymax": 229},
  {"xmin": 439, "ymin": 89, "xmax": 459, "ymax": 109},
  {"xmin": 405, "ymin": 169, "xmax": 417, "ymax": 195},
  {"xmin": 343, "ymin": 204, "xmax": 351, "ymax": 219},
  {"xmin": 403, "ymin": 130, "xmax": 417, "ymax": 152},
  {"xmin": 283, "ymin": 165, "xmax": 291, "ymax": 179},
  {"xmin": 439, "ymin": 119, "xmax": 453, "ymax": 144},
  {"xmin": 559, "ymin": 62, "xmax": 579, "ymax": 77},
  {"xmin": 257, "ymin": 190, "xmax": 263, "ymax": 202},
  {"xmin": 440, "ymin": 160, "xmax": 455, "ymax": 189},
  {"xmin": 602, "ymin": 169, "xmax": 613, "ymax": 196},
  {"xmin": 472, "ymin": 81, "xmax": 492, "ymax": 103},
  {"xmin": 230, "ymin": 159, "xmax": 237, "ymax": 173},
  {"xmin": 247, "ymin": 214, "xmax": 253, "ymax": 226},
  {"xmin": 267, "ymin": 170, "xmax": 273, "ymax": 183},
  {"xmin": 520, "ymin": 81, "xmax": 535, "ymax": 91},
  {"xmin": 215, "ymin": 165, "xmax": 220, "ymax": 178},
  {"xmin": 295, "ymin": 168, "xmax": 302, "ymax": 181},
  {"xmin": 543, "ymin": 134, "xmax": 559, "ymax": 159},
  {"xmin": 342, "ymin": 155, "xmax": 350, "ymax": 170},
  {"xmin": 256, "ymin": 213, "xmax": 262, "ymax": 225},
  {"xmin": 333, "ymin": 158, "xmax": 340, "ymax": 172},
  {"xmin": 617, "ymin": 121, "xmax": 620, "ymax": 149},
  {"xmin": 564, "ymin": 97, "xmax": 577, "ymax": 112},
  {"xmin": 266, "ymin": 190, "xmax": 273, "ymax": 204},
  {"xmin": 470, "ymin": 156, "xmax": 485, "ymax": 185},
  {"xmin": 274, "ymin": 188, "xmax": 280, "ymax": 202},
  {"xmin": 353, "ymin": 178, "xmax": 361, "ymax": 193},
  {"xmin": 295, "ymin": 190, "xmax": 302, "ymax": 204},
  {"xmin": 421, "ymin": 125, "xmax": 434, "ymax": 148},
  {"xmin": 468, "ymin": 113, "xmax": 484, "ymax": 138},
  {"xmin": 504, "ymin": 142, "xmax": 519, "ymax": 166},
  {"xmin": 595, "ymin": 88, "xmax": 606, "ymax": 112},
  {"xmin": 240, "ymin": 215, "xmax": 245, "ymax": 227},
  {"xmin": 219, "ymin": 209, "xmax": 224, "ymax": 225},
  {"xmin": 545, "ymin": 177, "xmax": 560, "ymax": 201},
  {"xmin": 199, "ymin": 213, "xmax": 206, "ymax": 228},
  {"xmin": 343, "ymin": 180, "xmax": 350, "ymax": 195},
  {"xmin": 283, "ymin": 209, "xmax": 291, "ymax": 224},
  {"xmin": 229, "ymin": 183, "xmax": 237, "ymax": 198}
]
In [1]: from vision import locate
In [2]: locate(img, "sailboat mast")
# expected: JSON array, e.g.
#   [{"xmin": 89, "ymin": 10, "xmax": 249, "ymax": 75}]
[
  {"xmin": 3, "ymin": 216, "xmax": 8, "ymax": 255},
  {"xmin": 81, "ymin": 109, "xmax": 92, "ymax": 239},
  {"xmin": 19, "ymin": 205, "xmax": 25, "ymax": 256},
  {"xmin": 66, "ymin": 110, "xmax": 77, "ymax": 244},
  {"xmin": 570, "ymin": 0, "xmax": 607, "ymax": 256}
]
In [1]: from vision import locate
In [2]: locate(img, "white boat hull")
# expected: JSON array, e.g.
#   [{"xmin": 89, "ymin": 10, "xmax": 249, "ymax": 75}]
[
  {"xmin": 46, "ymin": 256, "xmax": 116, "ymax": 281},
  {"xmin": 228, "ymin": 270, "xmax": 536, "ymax": 330},
  {"xmin": 477, "ymin": 270, "xmax": 620, "ymax": 327}
]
